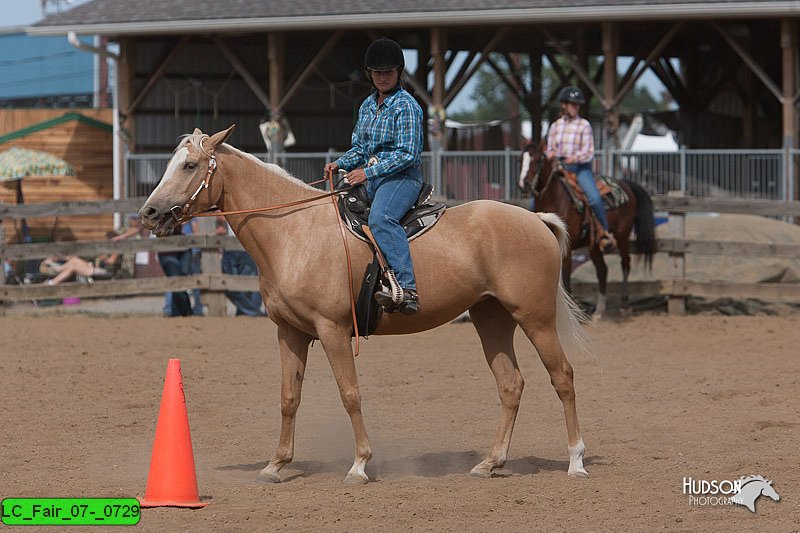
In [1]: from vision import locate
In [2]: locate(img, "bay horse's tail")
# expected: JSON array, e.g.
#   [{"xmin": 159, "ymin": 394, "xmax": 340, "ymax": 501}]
[
  {"xmin": 536, "ymin": 212, "xmax": 591, "ymax": 354},
  {"xmin": 624, "ymin": 180, "xmax": 657, "ymax": 268}
]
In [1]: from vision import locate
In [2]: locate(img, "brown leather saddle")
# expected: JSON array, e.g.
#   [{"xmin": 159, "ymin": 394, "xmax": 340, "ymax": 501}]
[{"xmin": 336, "ymin": 182, "xmax": 445, "ymax": 242}]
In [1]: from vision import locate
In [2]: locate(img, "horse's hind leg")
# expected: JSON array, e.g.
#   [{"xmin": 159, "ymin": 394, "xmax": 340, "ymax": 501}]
[
  {"xmin": 618, "ymin": 236, "xmax": 632, "ymax": 315},
  {"xmin": 468, "ymin": 298, "xmax": 524, "ymax": 478},
  {"xmin": 258, "ymin": 322, "xmax": 313, "ymax": 483},
  {"xmin": 519, "ymin": 317, "xmax": 588, "ymax": 478}
]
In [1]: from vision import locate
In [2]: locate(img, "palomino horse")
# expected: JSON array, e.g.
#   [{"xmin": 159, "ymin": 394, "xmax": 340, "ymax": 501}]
[
  {"xmin": 519, "ymin": 141, "xmax": 656, "ymax": 318},
  {"xmin": 140, "ymin": 126, "xmax": 591, "ymax": 484}
]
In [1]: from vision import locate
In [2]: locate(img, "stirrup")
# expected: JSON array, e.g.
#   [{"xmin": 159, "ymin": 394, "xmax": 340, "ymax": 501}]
[{"xmin": 375, "ymin": 288, "xmax": 420, "ymax": 315}]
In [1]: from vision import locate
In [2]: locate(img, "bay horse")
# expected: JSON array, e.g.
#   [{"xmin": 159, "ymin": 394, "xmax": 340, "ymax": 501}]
[
  {"xmin": 139, "ymin": 126, "xmax": 591, "ymax": 484},
  {"xmin": 519, "ymin": 140, "xmax": 656, "ymax": 318}
]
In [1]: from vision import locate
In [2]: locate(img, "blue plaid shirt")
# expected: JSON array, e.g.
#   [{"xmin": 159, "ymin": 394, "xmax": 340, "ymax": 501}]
[{"xmin": 335, "ymin": 87, "xmax": 423, "ymax": 181}]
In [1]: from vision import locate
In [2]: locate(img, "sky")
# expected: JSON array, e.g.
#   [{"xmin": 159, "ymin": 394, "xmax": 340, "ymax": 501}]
[{"xmin": 0, "ymin": 0, "xmax": 90, "ymax": 29}]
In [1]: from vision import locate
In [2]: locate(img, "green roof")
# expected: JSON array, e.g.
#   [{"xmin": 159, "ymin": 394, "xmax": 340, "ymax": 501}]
[{"xmin": 0, "ymin": 112, "xmax": 112, "ymax": 145}]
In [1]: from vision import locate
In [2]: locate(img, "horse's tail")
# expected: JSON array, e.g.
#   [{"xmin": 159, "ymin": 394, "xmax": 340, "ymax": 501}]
[
  {"xmin": 536, "ymin": 212, "xmax": 592, "ymax": 354},
  {"xmin": 535, "ymin": 212, "xmax": 569, "ymax": 258},
  {"xmin": 625, "ymin": 180, "xmax": 657, "ymax": 269}
]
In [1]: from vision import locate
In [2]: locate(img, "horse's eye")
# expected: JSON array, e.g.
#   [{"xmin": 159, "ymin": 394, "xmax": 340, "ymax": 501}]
[{"xmin": 184, "ymin": 162, "xmax": 197, "ymax": 170}]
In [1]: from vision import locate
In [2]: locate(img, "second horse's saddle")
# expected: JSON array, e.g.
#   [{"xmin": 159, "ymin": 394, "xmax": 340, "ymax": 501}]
[{"xmin": 336, "ymin": 182, "xmax": 446, "ymax": 242}]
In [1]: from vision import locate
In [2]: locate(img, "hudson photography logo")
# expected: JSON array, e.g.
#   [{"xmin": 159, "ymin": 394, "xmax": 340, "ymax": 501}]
[{"xmin": 682, "ymin": 475, "xmax": 780, "ymax": 513}]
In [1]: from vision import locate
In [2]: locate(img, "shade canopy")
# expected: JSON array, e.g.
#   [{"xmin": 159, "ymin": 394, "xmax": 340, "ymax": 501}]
[{"xmin": 0, "ymin": 147, "xmax": 75, "ymax": 182}]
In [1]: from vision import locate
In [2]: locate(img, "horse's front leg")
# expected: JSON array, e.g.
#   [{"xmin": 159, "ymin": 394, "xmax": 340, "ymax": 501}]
[
  {"xmin": 257, "ymin": 322, "xmax": 312, "ymax": 483},
  {"xmin": 319, "ymin": 325, "xmax": 372, "ymax": 484}
]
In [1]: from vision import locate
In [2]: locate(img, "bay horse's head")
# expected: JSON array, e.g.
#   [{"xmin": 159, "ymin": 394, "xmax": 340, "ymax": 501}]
[
  {"xmin": 518, "ymin": 139, "xmax": 553, "ymax": 197},
  {"xmin": 139, "ymin": 125, "xmax": 236, "ymax": 236}
]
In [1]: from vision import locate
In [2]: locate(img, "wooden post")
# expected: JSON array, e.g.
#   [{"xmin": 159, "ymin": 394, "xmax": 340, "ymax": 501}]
[
  {"xmin": 196, "ymin": 217, "xmax": 226, "ymax": 317},
  {"xmin": 602, "ymin": 22, "xmax": 619, "ymax": 153},
  {"xmin": 431, "ymin": 28, "xmax": 446, "ymax": 152},
  {"xmin": 268, "ymin": 32, "xmax": 285, "ymax": 163},
  {"xmin": 667, "ymin": 190, "xmax": 686, "ymax": 315},
  {"xmin": 781, "ymin": 19, "xmax": 797, "ymax": 203}
]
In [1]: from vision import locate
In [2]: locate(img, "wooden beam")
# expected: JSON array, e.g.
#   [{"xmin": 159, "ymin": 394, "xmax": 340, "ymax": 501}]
[
  {"xmin": 486, "ymin": 55, "xmax": 523, "ymax": 98},
  {"xmin": 214, "ymin": 37, "xmax": 270, "ymax": 110},
  {"xmin": 713, "ymin": 21, "xmax": 783, "ymax": 103},
  {"xmin": 432, "ymin": 27, "xmax": 446, "ymax": 108},
  {"xmin": 611, "ymin": 22, "xmax": 685, "ymax": 109},
  {"xmin": 782, "ymin": 19, "xmax": 796, "ymax": 147},
  {"xmin": 125, "ymin": 36, "xmax": 190, "ymax": 116},
  {"xmin": 540, "ymin": 25, "xmax": 606, "ymax": 108},
  {"xmin": 279, "ymin": 31, "xmax": 344, "ymax": 110},
  {"xmin": 443, "ymin": 27, "xmax": 509, "ymax": 108},
  {"xmin": 445, "ymin": 50, "xmax": 477, "ymax": 97}
]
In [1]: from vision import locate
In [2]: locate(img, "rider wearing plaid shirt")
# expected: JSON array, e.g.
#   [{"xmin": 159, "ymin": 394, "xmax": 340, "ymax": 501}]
[
  {"xmin": 324, "ymin": 38, "xmax": 424, "ymax": 314},
  {"xmin": 547, "ymin": 86, "xmax": 616, "ymax": 252}
]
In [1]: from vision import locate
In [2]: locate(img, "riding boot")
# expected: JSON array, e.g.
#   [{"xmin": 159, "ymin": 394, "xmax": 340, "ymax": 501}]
[
  {"xmin": 375, "ymin": 288, "xmax": 420, "ymax": 315},
  {"xmin": 599, "ymin": 231, "xmax": 617, "ymax": 253}
]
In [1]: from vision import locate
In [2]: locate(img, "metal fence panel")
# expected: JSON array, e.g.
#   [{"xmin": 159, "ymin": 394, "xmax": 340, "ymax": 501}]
[{"xmin": 127, "ymin": 148, "xmax": 791, "ymax": 202}]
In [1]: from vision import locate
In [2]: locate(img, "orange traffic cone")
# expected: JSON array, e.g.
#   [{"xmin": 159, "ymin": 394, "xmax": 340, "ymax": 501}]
[{"xmin": 139, "ymin": 359, "xmax": 208, "ymax": 508}]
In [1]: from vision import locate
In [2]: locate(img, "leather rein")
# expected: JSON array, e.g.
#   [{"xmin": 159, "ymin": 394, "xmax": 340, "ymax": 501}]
[{"xmin": 168, "ymin": 136, "xmax": 363, "ymax": 356}]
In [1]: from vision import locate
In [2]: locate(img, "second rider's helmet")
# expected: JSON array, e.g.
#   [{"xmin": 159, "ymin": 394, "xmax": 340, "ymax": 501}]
[
  {"xmin": 558, "ymin": 85, "xmax": 586, "ymax": 105},
  {"xmin": 364, "ymin": 37, "xmax": 405, "ymax": 71}
]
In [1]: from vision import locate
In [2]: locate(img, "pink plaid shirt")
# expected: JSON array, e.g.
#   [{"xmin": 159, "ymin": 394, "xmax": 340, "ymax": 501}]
[{"xmin": 546, "ymin": 115, "xmax": 594, "ymax": 164}]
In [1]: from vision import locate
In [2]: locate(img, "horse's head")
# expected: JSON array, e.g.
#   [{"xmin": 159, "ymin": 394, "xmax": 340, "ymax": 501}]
[
  {"xmin": 518, "ymin": 139, "xmax": 550, "ymax": 197},
  {"xmin": 139, "ymin": 125, "xmax": 236, "ymax": 236},
  {"xmin": 760, "ymin": 479, "xmax": 780, "ymax": 502}
]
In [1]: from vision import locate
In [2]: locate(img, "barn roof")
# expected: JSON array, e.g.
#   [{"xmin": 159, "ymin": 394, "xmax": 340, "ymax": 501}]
[
  {"xmin": 29, "ymin": 0, "xmax": 800, "ymax": 36},
  {"xmin": 0, "ymin": 112, "xmax": 112, "ymax": 145}
]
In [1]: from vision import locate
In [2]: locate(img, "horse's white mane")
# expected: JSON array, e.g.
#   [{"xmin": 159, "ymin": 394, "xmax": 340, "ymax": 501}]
[
  {"xmin": 739, "ymin": 475, "xmax": 770, "ymax": 485},
  {"xmin": 178, "ymin": 133, "xmax": 318, "ymax": 192}
]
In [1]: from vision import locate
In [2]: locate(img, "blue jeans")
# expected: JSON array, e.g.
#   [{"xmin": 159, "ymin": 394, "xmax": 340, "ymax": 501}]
[
  {"xmin": 189, "ymin": 251, "xmax": 204, "ymax": 315},
  {"xmin": 158, "ymin": 251, "xmax": 193, "ymax": 317},
  {"xmin": 564, "ymin": 162, "xmax": 608, "ymax": 231},
  {"xmin": 222, "ymin": 251, "xmax": 264, "ymax": 317},
  {"xmin": 367, "ymin": 173, "xmax": 423, "ymax": 290}
]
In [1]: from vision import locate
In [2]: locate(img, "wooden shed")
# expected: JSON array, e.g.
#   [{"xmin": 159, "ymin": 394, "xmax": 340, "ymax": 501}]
[{"xmin": 0, "ymin": 111, "xmax": 113, "ymax": 243}]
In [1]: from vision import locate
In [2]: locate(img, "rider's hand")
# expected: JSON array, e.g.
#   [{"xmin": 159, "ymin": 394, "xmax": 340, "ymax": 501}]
[
  {"xmin": 345, "ymin": 167, "xmax": 367, "ymax": 186},
  {"xmin": 546, "ymin": 151, "xmax": 556, "ymax": 160},
  {"xmin": 323, "ymin": 162, "xmax": 339, "ymax": 176},
  {"xmin": 563, "ymin": 156, "xmax": 576, "ymax": 164}
]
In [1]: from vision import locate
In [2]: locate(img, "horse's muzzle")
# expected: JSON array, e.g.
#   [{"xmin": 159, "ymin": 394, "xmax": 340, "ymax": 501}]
[{"xmin": 139, "ymin": 205, "xmax": 177, "ymax": 237}]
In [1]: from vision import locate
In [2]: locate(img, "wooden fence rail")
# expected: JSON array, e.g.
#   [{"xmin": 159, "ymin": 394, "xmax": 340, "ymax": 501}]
[{"xmin": 2, "ymin": 195, "xmax": 799, "ymax": 315}]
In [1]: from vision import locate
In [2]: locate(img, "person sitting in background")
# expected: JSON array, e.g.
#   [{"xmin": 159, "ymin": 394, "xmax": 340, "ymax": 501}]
[
  {"xmin": 43, "ymin": 254, "xmax": 117, "ymax": 285},
  {"xmin": 216, "ymin": 217, "xmax": 265, "ymax": 317}
]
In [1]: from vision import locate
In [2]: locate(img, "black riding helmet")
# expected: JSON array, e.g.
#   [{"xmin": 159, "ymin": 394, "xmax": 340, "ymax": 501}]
[
  {"xmin": 558, "ymin": 85, "xmax": 586, "ymax": 104},
  {"xmin": 364, "ymin": 37, "xmax": 405, "ymax": 71}
]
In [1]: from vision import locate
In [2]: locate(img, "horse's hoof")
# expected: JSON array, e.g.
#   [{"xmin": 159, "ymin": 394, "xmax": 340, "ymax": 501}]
[
  {"xmin": 568, "ymin": 468, "xmax": 589, "ymax": 479},
  {"xmin": 344, "ymin": 473, "xmax": 369, "ymax": 484},
  {"xmin": 591, "ymin": 313, "xmax": 603, "ymax": 323},
  {"xmin": 469, "ymin": 466, "xmax": 492, "ymax": 478},
  {"xmin": 256, "ymin": 471, "xmax": 282, "ymax": 484}
]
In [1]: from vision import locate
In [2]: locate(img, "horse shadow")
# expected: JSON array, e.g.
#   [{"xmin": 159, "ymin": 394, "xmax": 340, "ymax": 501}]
[{"xmin": 217, "ymin": 452, "xmax": 605, "ymax": 481}]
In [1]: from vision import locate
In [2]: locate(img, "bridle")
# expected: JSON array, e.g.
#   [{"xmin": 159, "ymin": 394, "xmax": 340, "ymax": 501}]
[
  {"xmin": 169, "ymin": 135, "xmax": 218, "ymax": 223},
  {"xmin": 525, "ymin": 148, "xmax": 558, "ymax": 199},
  {"xmin": 168, "ymin": 135, "xmax": 347, "ymax": 223}
]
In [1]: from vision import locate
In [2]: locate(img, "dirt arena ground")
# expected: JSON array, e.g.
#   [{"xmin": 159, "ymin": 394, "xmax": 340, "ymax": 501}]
[{"xmin": 1, "ymin": 313, "xmax": 798, "ymax": 532}]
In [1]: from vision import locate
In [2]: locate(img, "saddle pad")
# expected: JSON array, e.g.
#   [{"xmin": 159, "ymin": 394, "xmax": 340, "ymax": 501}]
[{"xmin": 561, "ymin": 172, "xmax": 629, "ymax": 213}]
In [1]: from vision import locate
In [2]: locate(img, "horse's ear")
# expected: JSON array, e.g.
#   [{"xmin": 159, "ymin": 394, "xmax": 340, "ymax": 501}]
[
  {"xmin": 192, "ymin": 128, "xmax": 202, "ymax": 135},
  {"xmin": 208, "ymin": 124, "xmax": 236, "ymax": 150}
]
